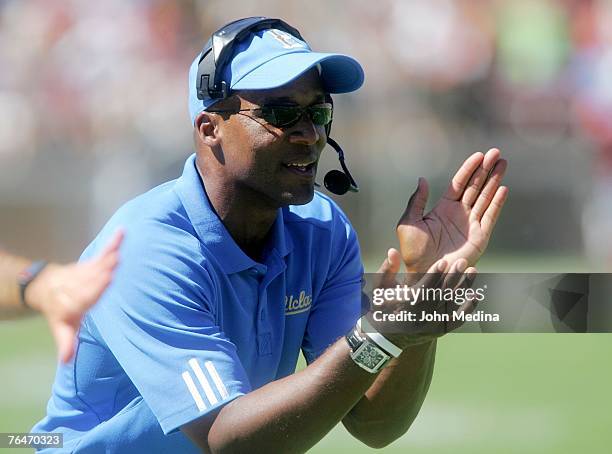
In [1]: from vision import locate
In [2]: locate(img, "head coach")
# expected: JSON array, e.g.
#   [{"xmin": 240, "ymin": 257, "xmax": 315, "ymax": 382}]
[{"xmin": 33, "ymin": 17, "xmax": 508, "ymax": 453}]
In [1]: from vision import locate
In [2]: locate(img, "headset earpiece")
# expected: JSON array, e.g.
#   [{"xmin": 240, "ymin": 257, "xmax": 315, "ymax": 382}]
[{"xmin": 196, "ymin": 17, "xmax": 304, "ymax": 103}]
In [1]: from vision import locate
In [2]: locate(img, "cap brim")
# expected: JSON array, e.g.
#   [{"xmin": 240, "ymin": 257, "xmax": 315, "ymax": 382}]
[{"xmin": 230, "ymin": 52, "xmax": 364, "ymax": 94}]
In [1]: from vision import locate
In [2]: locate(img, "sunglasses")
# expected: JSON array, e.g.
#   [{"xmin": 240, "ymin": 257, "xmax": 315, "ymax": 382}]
[{"xmin": 209, "ymin": 102, "xmax": 333, "ymax": 128}]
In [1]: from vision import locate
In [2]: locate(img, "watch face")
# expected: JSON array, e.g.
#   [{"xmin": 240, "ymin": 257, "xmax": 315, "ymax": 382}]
[{"xmin": 357, "ymin": 343, "xmax": 386, "ymax": 370}]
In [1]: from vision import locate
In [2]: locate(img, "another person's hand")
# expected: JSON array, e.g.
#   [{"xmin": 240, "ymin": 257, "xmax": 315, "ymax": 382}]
[
  {"xmin": 396, "ymin": 148, "xmax": 508, "ymax": 272},
  {"xmin": 25, "ymin": 231, "xmax": 123, "ymax": 363}
]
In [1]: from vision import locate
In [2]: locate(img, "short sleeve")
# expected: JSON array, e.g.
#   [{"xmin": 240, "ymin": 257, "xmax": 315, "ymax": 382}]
[
  {"xmin": 85, "ymin": 224, "xmax": 252, "ymax": 434},
  {"xmin": 301, "ymin": 214, "xmax": 364, "ymax": 364}
]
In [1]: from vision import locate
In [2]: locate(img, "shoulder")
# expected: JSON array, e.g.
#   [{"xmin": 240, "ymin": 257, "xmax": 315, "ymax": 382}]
[
  {"xmin": 84, "ymin": 182, "xmax": 217, "ymax": 317},
  {"xmin": 83, "ymin": 179, "xmax": 202, "ymax": 265}
]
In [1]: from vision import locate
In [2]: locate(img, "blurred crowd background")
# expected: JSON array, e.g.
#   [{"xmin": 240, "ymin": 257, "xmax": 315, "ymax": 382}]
[{"xmin": 1, "ymin": 0, "xmax": 611, "ymax": 269}]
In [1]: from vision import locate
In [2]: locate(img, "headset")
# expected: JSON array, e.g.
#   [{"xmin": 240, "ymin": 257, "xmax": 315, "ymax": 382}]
[{"xmin": 195, "ymin": 16, "xmax": 359, "ymax": 195}]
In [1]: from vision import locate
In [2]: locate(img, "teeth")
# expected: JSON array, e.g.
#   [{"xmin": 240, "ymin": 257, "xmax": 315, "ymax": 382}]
[{"xmin": 286, "ymin": 163, "xmax": 313, "ymax": 168}]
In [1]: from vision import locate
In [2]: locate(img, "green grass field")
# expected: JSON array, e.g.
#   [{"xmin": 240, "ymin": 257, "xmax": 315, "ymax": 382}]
[{"xmin": 1, "ymin": 254, "xmax": 611, "ymax": 453}]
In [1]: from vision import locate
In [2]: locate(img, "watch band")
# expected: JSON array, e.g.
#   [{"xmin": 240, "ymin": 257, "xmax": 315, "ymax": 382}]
[
  {"xmin": 345, "ymin": 324, "xmax": 364, "ymax": 351},
  {"xmin": 359, "ymin": 316, "xmax": 403, "ymax": 358},
  {"xmin": 17, "ymin": 260, "xmax": 48, "ymax": 308}
]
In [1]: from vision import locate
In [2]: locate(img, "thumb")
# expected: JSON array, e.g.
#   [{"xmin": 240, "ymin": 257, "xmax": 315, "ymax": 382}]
[
  {"xmin": 399, "ymin": 177, "xmax": 429, "ymax": 224},
  {"xmin": 53, "ymin": 323, "xmax": 77, "ymax": 364},
  {"xmin": 376, "ymin": 248, "xmax": 401, "ymax": 288}
]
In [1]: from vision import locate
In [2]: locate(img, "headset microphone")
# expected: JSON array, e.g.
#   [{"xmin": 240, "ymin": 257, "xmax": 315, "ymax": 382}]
[
  {"xmin": 322, "ymin": 137, "xmax": 359, "ymax": 195},
  {"xmin": 324, "ymin": 170, "xmax": 351, "ymax": 195}
]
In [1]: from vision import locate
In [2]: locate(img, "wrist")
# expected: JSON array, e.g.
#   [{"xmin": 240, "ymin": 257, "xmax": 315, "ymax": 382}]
[
  {"xmin": 345, "ymin": 323, "xmax": 391, "ymax": 374},
  {"xmin": 21, "ymin": 262, "xmax": 52, "ymax": 312},
  {"xmin": 358, "ymin": 316, "xmax": 403, "ymax": 358},
  {"xmin": 384, "ymin": 333, "xmax": 437, "ymax": 351}
]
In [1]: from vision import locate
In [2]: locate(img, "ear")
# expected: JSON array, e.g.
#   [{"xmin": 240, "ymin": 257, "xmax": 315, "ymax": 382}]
[{"xmin": 194, "ymin": 111, "xmax": 222, "ymax": 147}]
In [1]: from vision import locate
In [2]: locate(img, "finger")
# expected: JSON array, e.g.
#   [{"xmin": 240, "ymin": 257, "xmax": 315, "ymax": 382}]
[
  {"xmin": 462, "ymin": 148, "xmax": 501, "ymax": 207},
  {"xmin": 443, "ymin": 152, "xmax": 484, "ymax": 201},
  {"xmin": 98, "ymin": 229, "xmax": 125, "ymax": 257},
  {"xmin": 481, "ymin": 186, "xmax": 509, "ymax": 237},
  {"xmin": 457, "ymin": 267, "xmax": 479, "ymax": 315},
  {"xmin": 454, "ymin": 266, "xmax": 478, "ymax": 291},
  {"xmin": 375, "ymin": 248, "xmax": 401, "ymax": 288},
  {"xmin": 446, "ymin": 295, "xmax": 478, "ymax": 333},
  {"xmin": 442, "ymin": 258, "xmax": 468, "ymax": 290},
  {"xmin": 85, "ymin": 271, "xmax": 114, "ymax": 305},
  {"xmin": 53, "ymin": 323, "xmax": 77, "ymax": 364},
  {"xmin": 87, "ymin": 229, "xmax": 124, "ymax": 271},
  {"xmin": 472, "ymin": 159, "xmax": 508, "ymax": 221},
  {"xmin": 87, "ymin": 251, "xmax": 119, "ymax": 275},
  {"xmin": 456, "ymin": 289, "xmax": 478, "ymax": 317},
  {"xmin": 414, "ymin": 259, "xmax": 447, "ymax": 290},
  {"xmin": 482, "ymin": 147, "xmax": 501, "ymax": 171},
  {"xmin": 445, "ymin": 268, "xmax": 479, "ymax": 332},
  {"xmin": 398, "ymin": 177, "xmax": 429, "ymax": 224}
]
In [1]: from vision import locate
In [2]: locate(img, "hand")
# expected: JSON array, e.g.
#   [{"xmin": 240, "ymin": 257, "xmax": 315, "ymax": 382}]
[
  {"xmin": 396, "ymin": 148, "xmax": 508, "ymax": 272},
  {"xmin": 369, "ymin": 249, "xmax": 478, "ymax": 349},
  {"xmin": 25, "ymin": 230, "xmax": 124, "ymax": 363}
]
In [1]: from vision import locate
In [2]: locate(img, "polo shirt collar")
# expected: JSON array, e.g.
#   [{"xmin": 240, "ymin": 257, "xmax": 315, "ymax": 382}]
[{"xmin": 175, "ymin": 154, "xmax": 293, "ymax": 274}]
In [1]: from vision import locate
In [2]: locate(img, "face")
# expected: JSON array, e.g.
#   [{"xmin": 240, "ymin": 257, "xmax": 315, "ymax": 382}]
[{"xmin": 209, "ymin": 68, "xmax": 328, "ymax": 208}]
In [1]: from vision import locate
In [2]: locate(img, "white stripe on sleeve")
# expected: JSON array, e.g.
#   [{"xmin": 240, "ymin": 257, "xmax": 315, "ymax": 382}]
[
  {"xmin": 189, "ymin": 358, "xmax": 218, "ymax": 406},
  {"xmin": 182, "ymin": 371, "xmax": 206, "ymax": 412},
  {"xmin": 205, "ymin": 361, "xmax": 229, "ymax": 399}
]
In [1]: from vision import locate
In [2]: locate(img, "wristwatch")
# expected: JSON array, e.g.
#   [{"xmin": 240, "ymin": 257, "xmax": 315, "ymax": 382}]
[
  {"xmin": 17, "ymin": 260, "xmax": 48, "ymax": 308},
  {"xmin": 345, "ymin": 323, "xmax": 392, "ymax": 374}
]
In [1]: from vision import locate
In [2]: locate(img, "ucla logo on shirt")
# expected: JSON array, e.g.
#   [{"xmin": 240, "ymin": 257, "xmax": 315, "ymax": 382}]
[{"xmin": 285, "ymin": 290, "xmax": 312, "ymax": 315}]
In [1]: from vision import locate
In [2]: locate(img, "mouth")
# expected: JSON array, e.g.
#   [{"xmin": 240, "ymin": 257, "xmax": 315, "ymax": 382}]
[{"xmin": 282, "ymin": 160, "xmax": 317, "ymax": 179}]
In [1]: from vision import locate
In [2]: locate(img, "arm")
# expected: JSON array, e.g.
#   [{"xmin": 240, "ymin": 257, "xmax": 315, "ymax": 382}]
[
  {"xmin": 341, "ymin": 148, "xmax": 509, "ymax": 446},
  {"xmin": 0, "ymin": 251, "xmax": 31, "ymax": 317},
  {"xmin": 342, "ymin": 339, "xmax": 436, "ymax": 448},
  {"xmin": 341, "ymin": 250, "xmax": 467, "ymax": 448},
  {"xmin": 0, "ymin": 230, "xmax": 123, "ymax": 362},
  {"xmin": 183, "ymin": 337, "xmax": 380, "ymax": 454}
]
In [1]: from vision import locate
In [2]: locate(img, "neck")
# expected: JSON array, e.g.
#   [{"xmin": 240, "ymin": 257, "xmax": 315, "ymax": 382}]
[{"xmin": 196, "ymin": 161, "xmax": 277, "ymax": 261}]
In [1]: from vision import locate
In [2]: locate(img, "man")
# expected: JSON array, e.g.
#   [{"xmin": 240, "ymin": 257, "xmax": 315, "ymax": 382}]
[
  {"xmin": 34, "ymin": 18, "xmax": 507, "ymax": 452},
  {"xmin": 0, "ymin": 231, "xmax": 122, "ymax": 363}
]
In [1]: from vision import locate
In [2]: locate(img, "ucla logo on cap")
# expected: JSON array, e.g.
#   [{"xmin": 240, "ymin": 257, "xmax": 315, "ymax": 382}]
[{"xmin": 268, "ymin": 29, "xmax": 307, "ymax": 50}]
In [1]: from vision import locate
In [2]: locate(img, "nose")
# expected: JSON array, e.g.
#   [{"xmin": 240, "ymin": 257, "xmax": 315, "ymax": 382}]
[{"xmin": 287, "ymin": 115, "xmax": 322, "ymax": 146}]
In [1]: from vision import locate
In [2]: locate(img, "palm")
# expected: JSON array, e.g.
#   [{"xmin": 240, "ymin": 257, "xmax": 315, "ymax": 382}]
[{"xmin": 397, "ymin": 149, "xmax": 508, "ymax": 272}]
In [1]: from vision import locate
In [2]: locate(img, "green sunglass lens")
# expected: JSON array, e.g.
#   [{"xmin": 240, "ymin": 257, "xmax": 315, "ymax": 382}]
[
  {"xmin": 309, "ymin": 107, "xmax": 332, "ymax": 125},
  {"xmin": 273, "ymin": 107, "xmax": 302, "ymax": 127},
  {"xmin": 260, "ymin": 105, "xmax": 332, "ymax": 127}
]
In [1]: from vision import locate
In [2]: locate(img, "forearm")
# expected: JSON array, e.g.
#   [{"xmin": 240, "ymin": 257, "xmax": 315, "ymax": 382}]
[
  {"xmin": 0, "ymin": 251, "xmax": 32, "ymax": 318},
  {"xmin": 343, "ymin": 339, "xmax": 437, "ymax": 447},
  {"xmin": 197, "ymin": 339, "xmax": 378, "ymax": 454}
]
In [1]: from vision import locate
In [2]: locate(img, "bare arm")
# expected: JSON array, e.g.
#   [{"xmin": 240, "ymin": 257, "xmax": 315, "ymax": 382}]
[
  {"xmin": 341, "ymin": 250, "xmax": 464, "ymax": 448},
  {"xmin": 0, "ymin": 251, "xmax": 31, "ymax": 317},
  {"xmin": 342, "ymin": 338, "xmax": 436, "ymax": 448},
  {"xmin": 183, "ymin": 338, "xmax": 380, "ymax": 454}
]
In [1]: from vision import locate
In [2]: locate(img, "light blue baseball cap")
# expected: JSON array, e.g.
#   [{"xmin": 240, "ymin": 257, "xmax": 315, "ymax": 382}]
[{"xmin": 188, "ymin": 28, "xmax": 365, "ymax": 124}]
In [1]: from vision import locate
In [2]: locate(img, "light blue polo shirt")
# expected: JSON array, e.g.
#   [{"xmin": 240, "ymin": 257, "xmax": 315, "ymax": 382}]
[{"xmin": 33, "ymin": 154, "xmax": 364, "ymax": 453}]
